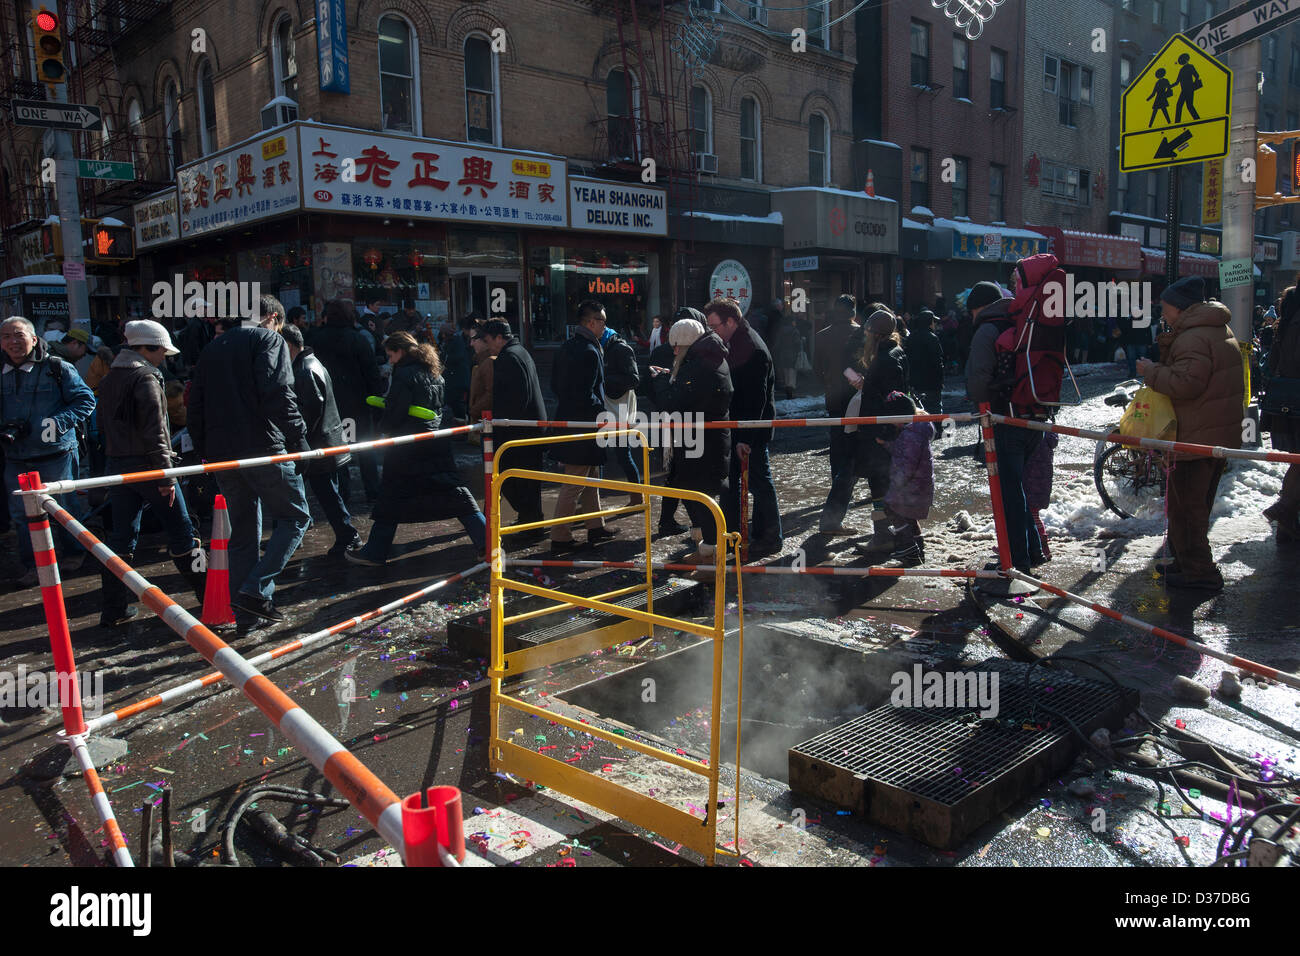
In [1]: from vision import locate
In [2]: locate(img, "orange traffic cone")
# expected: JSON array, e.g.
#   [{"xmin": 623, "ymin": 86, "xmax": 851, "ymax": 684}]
[
  {"xmin": 865, "ymin": 170, "xmax": 876, "ymax": 197},
  {"xmin": 201, "ymin": 494, "xmax": 235, "ymax": 626}
]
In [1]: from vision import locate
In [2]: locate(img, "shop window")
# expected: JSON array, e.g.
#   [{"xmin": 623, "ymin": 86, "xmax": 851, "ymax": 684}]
[
  {"xmin": 352, "ymin": 237, "xmax": 451, "ymax": 322},
  {"xmin": 239, "ymin": 241, "xmax": 321, "ymax": 320},
  {"xmin": 952, "ymin": 35, "xmax": 969, "ymax": 100},
  {"xmin": 273, "ymin": 15, "xmax": 298, "ymax": 103},
  {"xmin": 528, "ymin": 246, "xmax": 659, "ymax": 344},
  {"xmin": 379, "ymin": 14, "xmax": 418, "ymax": 134},
  {"xmin": 809, "ymin": 112, "xmax": 828, "ymax": 187},
  {"xmin": 990, "ymin": 48, "xmax": 1006, "ymax": 109},
  {"xmin": 911, "ymin": 147, "xmax": 929, "ymax": 209},
  {"xmin": 198, "ymin": 60, "xmax": 217, "ymax": 156},
  {"xmin": 740, "ymin": 96, "xmax": 761, "ymax": 181},
  {"xmin": 465, "ymin": 34, "xmax": 498, "ymax": 146}
]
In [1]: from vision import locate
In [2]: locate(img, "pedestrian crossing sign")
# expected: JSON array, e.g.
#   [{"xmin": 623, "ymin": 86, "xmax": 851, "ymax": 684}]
[{"xmin": 1120, "ymin": 34, "xmax": 1232, "ymax": 172}]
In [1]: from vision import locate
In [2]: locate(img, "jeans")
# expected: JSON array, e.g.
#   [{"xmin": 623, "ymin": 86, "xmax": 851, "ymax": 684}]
[
  {"xmin": 723, "ymin": 441, "xmax": 781, "ymax": 543},
  {"xmin": 361, "ymin": 511, "xmax": 487, "ymax": 561},
  {"xmin": 306, "ymin": 469, "xmax": 357, "ymax": 542},
  {"xmin": 339, "ymin": 453, "xmax": 381, "ymax": 502},
  {"xmin": 105, "ymin": 456, "xmax": 197, "ymax": 557},
  {"xmin": 992, "ymin": 424, "xmax": 1044, "ymax": 569},
  {"xmin": 6, "ymin": 450, "xmax": 85, "ymax": 570},
  {"xmin": 1125, "ymin": 343, "xmax": 1141, "ymax": 379},
  {"xmin": 1166, "ymin": 457, "xmax": 1227, "ymax": 579},
  {"xmin": 821, "ymin": 429, "xmax": 858, "ymax": 530},
  {"xmin": 216, "ymin": 462, "xmax": 311, "ymax": 602}
]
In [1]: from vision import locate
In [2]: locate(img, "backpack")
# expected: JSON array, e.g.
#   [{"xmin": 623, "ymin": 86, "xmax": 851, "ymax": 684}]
[{"xmin": 989, "ymin": 253, "xmax": 1078, "ymax": 418}]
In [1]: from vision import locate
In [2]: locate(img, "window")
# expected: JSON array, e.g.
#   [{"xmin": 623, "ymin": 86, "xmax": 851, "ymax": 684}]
[
  {"xmin": 1080, "ymin": 68, "xmax": 1093, "ymax": 106},
  {"xmin": 273, "ymin": 16, "xmax": 298, "ymax": 102},
  {"xmin": 911, "ymin": 147, "xmax": 930, "ymax": 209},
  {"xmin": 808, "ymin": 1, "xmax": 828, "ymax": 48},
  {"xmin": 1079, "ymin": 169, "xmax": 1091, "ymax": 204},
  {"xmin": 99, "ymin": 112, "xmax": 112, "ymax": 160},
  {"xmin": 198, "ymin": 61, "xmax": 216, "ymax": 155},
  {"xmin": 606, "ymin": 69, "xmax": 640, "ymax": 159},
  {"xmin": 990, "ymin": 48, "xmax": 1006, "ymax": 109},
  {"xmin": 378, "ymin": 14, "xmax": 416, "ymax": 133},
  {"xmin": 953, "ymin": 35, "xmax": 970, "ymax": 99},
  {"xmin": 1121, "ymin": 0, "xmax": 1134, "ymax": 10},
  {"xmin": 1044, "ymin": 55, "xmax": 1058, "ymax": 93},
  {"xmin": 1147, "ymin": 173, "xmax": 1160, "ymax": 218},
  {"xmin": 1118, "ymin": 169, "xmax": 1129, "ymax": 211},
  {"xmin": 1043, "ymin": 163, "xmax": 1079, "ymax": 201},
  {"xmin": 1179, "ymin": 0, "xmax": 1190, "ymax": 29},
  {"xmin": 1121, "ymin": 56, "xmax": 1133, "ymax": 87},
  {"xmin": 1291, "ymin": 45, "xmax": 1300, "ymax": 86},
  {"xmin": 911, "ymin": 21, "xmax": 930, "ymax": 87},
  {"xmin": 952, "ymin": 156, "xmax": 969, "ymax": 217},
  {"xmin": 127, "ymin": 99, "xmax": 143, "ymax": 169},
  {"xmin": 1153, "ymin": 0, "xmax": 1164, "ymax": 24},
  {"xmin": 165, "ymin": 80, "xmax": 181, "ymax": 176},
  {"xmin": 1059, "ymin": 62, "xmax": 1076, "ymax": 126},
  {"xmin": 809, "ymin": 113, "xmax": 828, "ymax": 186},
  {"xmin": 740, "ymin": 96, "xmax": 760, "ymax": 181},
  {"xmin": 691, "ymin": 85, "xmax": 712, "ymax": 154},
  {"xmin": 1267, "ymin": 36, "xmax": 1278, "ymax": 80},
  {"xmin": 989, "ymin": 163, "xmax": 1004, "ymax": 221},
  {"xmin": 464, "ymin": 35, "xmax": 498, "ymax": 145},
  {"xmin": 1205, "ymin": 1, "xmax": 1215, "ymax": 17}
]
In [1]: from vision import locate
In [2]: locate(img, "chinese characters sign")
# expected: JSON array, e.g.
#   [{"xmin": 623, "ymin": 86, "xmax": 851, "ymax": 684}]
[
  {"xmin": 132, "ymin": 190, "xmax": 180, "ymax": 250},
  {"xmin": 177, "ymin": 128, "xmax": 302, "ymax": 237},
  {"xmin": 951, "ymin": 231, "xmax": 1046, "ymax": 262},
  {"xmin": 1201, "ymin": 159, "xmax": 1222, "ymax": 225},
  {"xmin": 299, "ymin": 124, "xmax": 567, "ymax": 227},
  {"xmin": 708, "ymin": 259, "xmax": 753, "ymax": 317},
  {"xmin": 316, "ymin": 0, "xmax": 350, "ymax": 94}
]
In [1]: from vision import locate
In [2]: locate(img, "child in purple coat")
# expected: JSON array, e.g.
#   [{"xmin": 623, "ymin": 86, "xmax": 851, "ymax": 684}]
[
  {"xmin": 1023, "ymin": 430, "xmax": 1059, "ymax": 561},
  {"xmin": 858, "ymin": 391, "xmax": 934, "ymax": 566}
]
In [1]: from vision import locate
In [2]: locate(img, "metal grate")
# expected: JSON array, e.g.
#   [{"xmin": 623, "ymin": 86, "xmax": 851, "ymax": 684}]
[{"xmin": 789, "ymin": 661, "xmax": 1136, "ymax": 848}]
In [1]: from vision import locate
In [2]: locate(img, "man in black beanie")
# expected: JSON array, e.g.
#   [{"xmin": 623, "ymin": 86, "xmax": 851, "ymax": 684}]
[{"xmin": 1136, "ymin": 276, "xmax": 1243, "ymax": 590}]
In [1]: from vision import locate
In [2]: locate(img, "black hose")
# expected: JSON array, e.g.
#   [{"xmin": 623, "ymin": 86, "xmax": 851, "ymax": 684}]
[{"xmin": 219, "ymin": 785, "xmax": 350, "ymax": 867}]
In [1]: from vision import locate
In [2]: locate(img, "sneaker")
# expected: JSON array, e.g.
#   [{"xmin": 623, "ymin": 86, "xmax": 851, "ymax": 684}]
[
  {"xmin": 549, "ymin": 538, "xmax": 583, "ymax": 556},
  {"xmin": 231, "ymin": 593, "xmax": 286, "ymax": 623},
  {"xmin": 884, "ymin": 542, "xmax": 924, "ymax": 568},
  {"xmin": 1164, "ymin": 571, "xmax": 1224, "ymax": 592},
  {"xmin": 746, "ymin": 536, "xmax": 783, "ymax": 558},
  {"xmin": 855, "ymin": 533, "xmax": 895, "ymax": 555},
  {"xmin": 679, "ymin": 549, "xmax": 719, "ymax": 565},
  {"xmin": 344, "ymin": 550, "xmax": 385, "ymax": 567},
  {"xmin": 587, "ymin": 527, "xmax": 618, "ymax": 545},
  {"xmin": 99, "ymin": 606, "xmax": 138, "ymax": 629},
  {"xmin": 328, "ymin": 533, "xmax": 364, "ymax": 557},
  {"xmin": 655, "ymin": 522, "xmax": 690, "ymax": 538},
  {"xmin": 819, "ymin": 525, "xmax": 860, "ymax": 536}
]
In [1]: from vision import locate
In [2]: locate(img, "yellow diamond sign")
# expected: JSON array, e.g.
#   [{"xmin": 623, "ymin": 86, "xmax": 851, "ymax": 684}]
[{"xmin": 1121, "ymin": 33, "xmax": 1232, "ymax": 172}]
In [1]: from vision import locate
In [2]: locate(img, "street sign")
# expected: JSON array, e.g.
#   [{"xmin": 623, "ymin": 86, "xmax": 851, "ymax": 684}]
[
  {"xmin": 10, "ymin": 99, "xmax": 101, "ymax": 131},
  {"xmin": 1121, "ymin": 35, "xmax": 1232, "ymax": 172},
  {"xmin": 1185, "ymin": 0, "xmax": 1300, "ymax": 57},
  {"xmin": 76, "ymin": 159, "xmax": 134, "ymax": 181},
  {"xmin": 1219, "ymin": 257, "xmax": 1253, "ymax": 288},
  {"xmin": 62, "ymin": 261, "xmax": 84, "ymax": 281}
]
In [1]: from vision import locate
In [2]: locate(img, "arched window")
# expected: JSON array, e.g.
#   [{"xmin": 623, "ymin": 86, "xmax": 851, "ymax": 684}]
[
  {"xmin": 99, "ymin": 111, "xmax": 113, "ymax": 160},
  {"xmin": 165, "ymin": 81, "xmax": 182, "ymax": 176},
  {"xmin": 127, "ymin": 99, "xmax": 144, "ymax": 170},
  {"xmin": 690, "ymin": 85, "xmax": 712, "ymax": 155},
  {"xmin": 740, "ymin": 96, "xmax": 761, "ymax": 182},
  {"xmin": 379, "ymin": 14, "xmax": 417, "ymax": 133},
  {"xmin": 273, "ymin": 15, "xmax": 298, "ymax": 101},
  {"xmin": 20, "ymin": 160, "xmax": 33, "ymax": 219},
  {"xmin": 606, "ymin": 68, "xmax": 640, "ymax": 160},
  {"xmin": 464, "ymin": 34, "xmax": 498, "ymax": 145},
  {"xmin": 198, "ymin": 61, "xmax": 217, "ymax": 155},
  {"xmin": 808, "ymin": 112, "xmax": 829, "ymax": 186}
]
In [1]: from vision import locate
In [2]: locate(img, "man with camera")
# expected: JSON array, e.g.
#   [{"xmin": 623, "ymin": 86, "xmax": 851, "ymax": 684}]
[{"xmin": 1, "ymin": 317, "xmax": 97, "ymax": 586}]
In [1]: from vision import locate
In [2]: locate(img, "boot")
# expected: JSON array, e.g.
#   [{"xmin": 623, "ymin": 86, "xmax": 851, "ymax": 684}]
[
  {"xmin": 884, "ymin": 536, "xmax": 925, "ymax": 569},
  {"xmin": 1263, "ymin": 500, "xmax": 1300, "ymax": 542},
  {"xmin": 856, "ymin": 517, "xmax": 896, "ymax": 555},
  {"xmin": 99, "ymin": 552, "xmax": 137, "ymax": 628},
  {"xmin": 172, "ymin": 538, "xmax": 207, "ymax": 604}
]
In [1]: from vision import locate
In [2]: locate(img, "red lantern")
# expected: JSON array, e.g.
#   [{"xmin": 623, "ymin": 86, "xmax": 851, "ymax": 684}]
[
  {"xmin": 281, "ymin": 251, "xmax": 295, "ymax": 269},
  {"xmin": 598, "ymin": 256, "xmax": 611, "ymax": 270},
  {"xmin": 363, "ymin": 248, "xmax": 383, "ymax": 270},
  {"xmin": 299, "ymin": 249, "xmax": 311, "ymax": 268},
  {"xmin": 409, "ymin": 249, "xmax": 423, "ymax": 269}
]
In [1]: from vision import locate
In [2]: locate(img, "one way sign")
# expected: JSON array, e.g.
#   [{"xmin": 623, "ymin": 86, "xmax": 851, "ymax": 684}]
[
  {"xmin": 11, "ymin": 99, "xmax": 102, "ymax": 132},
  {"xmin": 1185, "ymin": 0, "xmax": 1300, "ymax": 57}
]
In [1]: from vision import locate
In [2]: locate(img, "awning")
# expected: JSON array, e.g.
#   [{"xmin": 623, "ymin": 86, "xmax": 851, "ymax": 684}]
[
  {"xmin": 930, "ymin": 217, "xmax": 1048, "ymax": 262},
  {"xmin": 1140, "ymin": 248, "xmax": 1220, "ymax": 278},
  {"xmin": 1033, "ymin": 226, "xmax": 1142, "ymax": 271}
]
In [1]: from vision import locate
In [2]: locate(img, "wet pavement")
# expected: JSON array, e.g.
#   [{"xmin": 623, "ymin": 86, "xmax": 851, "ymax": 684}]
[{"xmin": 0, "ymin": 362, "xmax": 1296, "ymax": 868}]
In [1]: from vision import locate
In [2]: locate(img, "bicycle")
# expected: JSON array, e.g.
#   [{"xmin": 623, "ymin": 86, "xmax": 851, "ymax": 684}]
[{"xmin": 1092, "ymin": 381, "xmax": 1169, "ymax": 520}]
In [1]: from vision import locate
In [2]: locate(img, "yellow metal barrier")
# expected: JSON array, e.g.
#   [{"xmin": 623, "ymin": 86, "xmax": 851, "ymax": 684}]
[{"xmin": 487, "ymin": 428, "xmax": 743, "ymax": 864}]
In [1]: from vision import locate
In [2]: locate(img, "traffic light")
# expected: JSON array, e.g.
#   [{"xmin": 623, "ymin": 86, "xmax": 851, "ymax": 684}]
[
  {"xmin": 1257, "ymin": 130, "xmax": 1300, "ymax": 209},
  {"xmin": 88, "ymin": 221, "xmax": 134, "ymax": 263},
  {"xmin": 31, "ymin": 7, "xmax": 65, "ymax": 86}
]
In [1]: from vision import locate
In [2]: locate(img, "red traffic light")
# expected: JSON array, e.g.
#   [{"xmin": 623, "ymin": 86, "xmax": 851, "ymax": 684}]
[{"xmin": 35, "ymin": 10, "xmax": 57, "ymax": 31}]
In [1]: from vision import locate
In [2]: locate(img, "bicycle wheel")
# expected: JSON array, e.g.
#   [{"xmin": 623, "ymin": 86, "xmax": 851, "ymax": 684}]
[{"xmin": 1094, "ymin": 444, "xmax": 1166, "ymax": 519}]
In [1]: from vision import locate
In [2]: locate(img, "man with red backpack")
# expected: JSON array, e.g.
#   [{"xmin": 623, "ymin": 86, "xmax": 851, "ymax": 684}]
[{"xmin": 965, "ymin": 255, "xmax": 1070, "ymax": 572}]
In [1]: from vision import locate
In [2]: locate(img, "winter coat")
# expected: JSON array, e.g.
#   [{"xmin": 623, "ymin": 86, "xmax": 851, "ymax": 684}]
[
  {"xmin": 308, "ymin": 324, "xmax": 383, "ymax": 427},
  {"xmin": 602, "ymin": 330, "xmax": 640, "ymax": 400},
  {"xmin": 965, "ymin": 298, "xmax": 1013, "ymax": 409},
  {"xmin": 83, "ymin": 346, "xmax": 115, "ymax": 392},
  {"xmin": 1143, "ymin": 301, "xmax": 1244, "ymax": 457},
  {"xmin": 550, "ymin": 327, "xmax": 606, "ymax": 466},
  {"xmin": 175, "ymin": 316, "xmax": 213, "ymax": 371},
  {"xmin": 773, "ymin": 322, "xmax": 802, "ymax": 374},
  {"xmin": 652, "ymin": 332, "xmax": 733, "ymax": 494},
  {"xmin": 883, "ymin": 421, "xmax": 935, "ymax": 520},
  {"xmin": 1264, "ymin": 302, "xmax": 1300, "ymax": 453},
  {"xmin": 186, "ymin": 325, "xmax": 309, "ymax": 462},
  {"xmin": 491, "ymin": 338, "xmax": 547, "ymax": 469},
  {"xmin": 1024, "ymin": 430, "xmax": 1059, "ymax": 512},
  {"xmin": 469, "ymin": 354, "xmax": 494, "ymax": 424},
  {"xmin": 371, "ymin": 357, "xmax": 476, "ymax": 524},
  {"xmin": 815, "ymin": 319, "xmax": 863, "ymax": 416},
  {"xmin": 725, "ymin": 319, "xmax": 775, "ymax": 449},
  {"xmin": 291, "ymin": 347, "xmax": 352, "ymax": 475},
  {"xmin": 442, "ymin": 332, "xmax": 472, "ymax": 399},
  {"xmin": 0, "ymin": 338, "xmax": 95, "ymax": 463},
  {"xmin": 905, "ymin": 327, "xmax": 945, "ymax": 392},
  {"xmin": 96, "ymin": 348, "xmax": 173, "ymax": 470}
]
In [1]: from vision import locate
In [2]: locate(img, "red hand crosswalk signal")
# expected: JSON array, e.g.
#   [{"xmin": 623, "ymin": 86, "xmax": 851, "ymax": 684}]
[
  {"xmin": 31, "ymin": 8, "xmax": 66, "ymax": 85},
  {"xmin": 90, "ymin": 222, "xmax": 133, "ymax": 262}
]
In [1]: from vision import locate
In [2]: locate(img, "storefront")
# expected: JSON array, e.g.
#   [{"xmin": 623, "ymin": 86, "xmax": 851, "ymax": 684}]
[
  {"xmin": 905, "ymin": 215, "xmax": 1048, "ymax": 309},
  {"xmin": 1032, "ymin": 227, "xmax": 1142, "ymax": 280},
  {"xmin": 669, "ymin": 184, "xmax": 782, "ymax": 320},
  {"xmin": 770, "ymin": 186, "xmax": 898, "ymax": 333}
]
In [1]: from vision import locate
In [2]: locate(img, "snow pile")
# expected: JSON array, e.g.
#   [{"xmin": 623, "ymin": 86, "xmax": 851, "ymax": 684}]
[{"xmin": 775, "ymin": 395, "xmax": 828, "ymax": 418}]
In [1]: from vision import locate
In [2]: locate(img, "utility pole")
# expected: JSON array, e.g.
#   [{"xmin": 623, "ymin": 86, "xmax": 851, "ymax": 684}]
[
  {"xmin": 1220, "ymin": 40, "xmax": 1260, "ymax": 344},
  {"xmin": 51, "ymin": 87, "xmax": 92, "ymax": 337}
]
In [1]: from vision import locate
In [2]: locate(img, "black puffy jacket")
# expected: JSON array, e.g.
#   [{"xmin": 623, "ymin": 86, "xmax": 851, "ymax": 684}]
[
  {"xmin": 652, "ymin": 332, "xmax": 732, "ymax": 494},
  {"xmin": 550, "ymin": 328, "xmax": 605, "ymax": 466},
  {"xmin": 905, "ymin": 327, "xmax": 945, "ymax": 392},
  {"xmin": 291, "ymin": 347, "xmax": 352, "ymax": 475},
  {"xmin": 602, "ymin": 332, "xmax": 640, "ymax": 399},
  {"xmin": 724, "ymin": 320, "xmax": 775, "ymax": 448},
  {"xmin": 308, "ymin": 324, "xmax": 383, "ymax": 426}
]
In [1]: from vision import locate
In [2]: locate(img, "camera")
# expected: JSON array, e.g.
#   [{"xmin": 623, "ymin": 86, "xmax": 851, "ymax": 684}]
[{"xmin": 0, "ymin": 420, "xmax": 31, "ymax": 445}]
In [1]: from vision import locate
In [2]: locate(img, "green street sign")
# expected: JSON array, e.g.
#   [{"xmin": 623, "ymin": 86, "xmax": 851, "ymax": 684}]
[{"xmin": 76, "ymin": 159, "xmax": 135, "ymax": 181}]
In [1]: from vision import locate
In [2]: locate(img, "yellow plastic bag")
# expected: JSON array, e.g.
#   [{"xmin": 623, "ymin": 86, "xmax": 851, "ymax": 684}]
[{"xmin": 1119, "ymin": 387, "xmax": 1177, "ymax": 441}]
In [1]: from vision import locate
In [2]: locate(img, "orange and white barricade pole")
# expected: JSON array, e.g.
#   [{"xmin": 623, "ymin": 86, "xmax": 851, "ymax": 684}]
[
  {"xmin": 202, "ymin": 494, "xmax": 235, "ymax": 626},
  {"xmin": 402, "ymin": 785, "xmax": 466, "ymax": 867},
  {"xmin": 979, "ymin": 403, "xmax": 1014, "ymax": 572},
  {"xmin": 482, "ymin": 412, "xmax": 494, "ymax": 564},
  {"xmin": 739, "ymin": 447, "xmax": 750, "ymax": 563}
]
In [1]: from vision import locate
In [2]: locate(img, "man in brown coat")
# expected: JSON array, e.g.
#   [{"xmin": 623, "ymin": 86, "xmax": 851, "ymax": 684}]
[
  {"xmin": 467, "ymin": 321, "xmax": 494, "ymax": 430},
  {"xmin": 1137, "ymin": 277, "xmax": 1244, "ymax": 591}
]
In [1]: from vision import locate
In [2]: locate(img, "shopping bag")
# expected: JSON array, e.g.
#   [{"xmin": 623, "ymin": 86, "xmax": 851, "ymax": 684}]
[
  {"xmin": 795, "ymin": 345, "xmax": 812, "ymax": 372},
  {"xmin": 1118, "ymin": 386, "xmax": 1177, "ymax": 441}
]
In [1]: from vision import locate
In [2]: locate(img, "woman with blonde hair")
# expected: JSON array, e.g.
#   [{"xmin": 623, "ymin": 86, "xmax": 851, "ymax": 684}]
[
  {"xmin": 848, "ymin": 306, "xmax": 910, "ymax": 553},
  {"xmin": 347, "ymin": 331, "xmax": 486, "ymax": 565}
]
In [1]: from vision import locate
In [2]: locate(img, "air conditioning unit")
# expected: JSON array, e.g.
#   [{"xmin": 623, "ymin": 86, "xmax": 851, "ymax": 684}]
[
  {"xmin": 261, "ymin": 96, "xmax": 298, "ymax": 131},
  {"xmin": 694, "ymin": 152, "xmax": 718, "ymax": 174},
  {"xmin": 748, "ymin": 4, "xmax": 769, "ymax": 26}
]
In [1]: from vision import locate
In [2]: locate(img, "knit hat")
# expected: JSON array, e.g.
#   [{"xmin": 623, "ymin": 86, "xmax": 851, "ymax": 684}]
[
  {"xmin": 669, "ymin": 317, "xmax": 705, "ymax": 347},
  {"xmin": 125, "ymin": 319, "xmax": 180, "ymax": 356},
  {"xmin": 1160, "ymin": 276, "xmax": 1207, "ymax": 311},
  {"xmin": 966, "ymin": 281, "xmax": 1005, "ymax": 312}
]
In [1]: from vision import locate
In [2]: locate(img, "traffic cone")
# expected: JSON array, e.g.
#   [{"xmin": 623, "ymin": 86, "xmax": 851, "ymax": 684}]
[
  {"xmin": 402, "ymin": 785, "xmax": 466, "ymax": 866},
  {"xmin": 201, "ymin": 494, "xmax": 235, "ymax": 626},
  {"xmin": 865, "ymin": 170, "xmax": 876, "ymax": 197}
]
